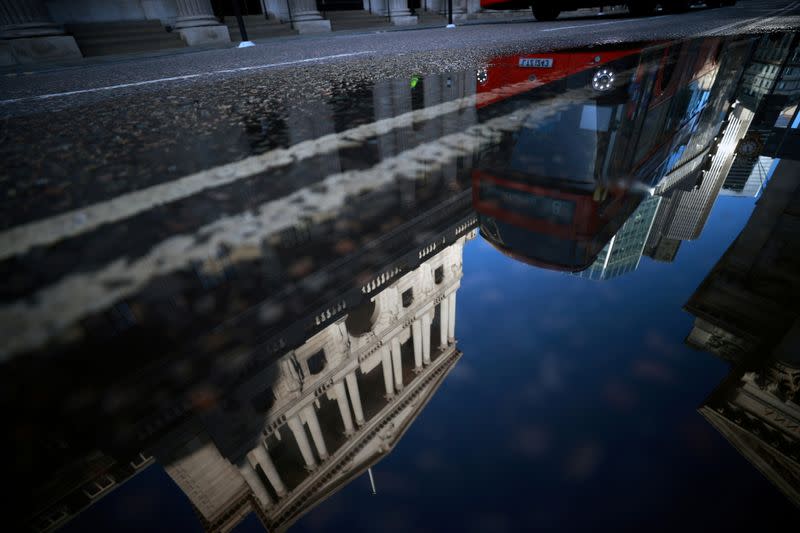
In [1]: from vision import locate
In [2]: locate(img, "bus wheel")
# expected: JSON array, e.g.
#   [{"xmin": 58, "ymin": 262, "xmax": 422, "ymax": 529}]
[
  {"xmin": 662, "ymin": 0, "xmax": 690, "ymax": 13},
  {"xmin": 705, "ymin": 0, "xmax": 722, "ymax": 7},
  {"xmin": 628, "ymin": 1, "xmax": 657, "ymax": 16},
  {"xmin": 531, "ymin": 4, "xmax": 560, "ymax": 21}
]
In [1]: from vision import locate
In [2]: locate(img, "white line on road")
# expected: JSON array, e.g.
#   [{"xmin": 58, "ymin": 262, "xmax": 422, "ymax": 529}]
[
  {"xmin": 0, "ymin": 92, "xmax": 579, "ymax": 360},
  {"xmin": 0, "ymin": 78, "xmax": 542, "ymax": 261},
  {"xmin": 540, "ymin": 17, "xmax": 658, "ymax": 32},
  {"xmin": 0, "ymin": 51, "xmax": 376, "ymax": 106}
]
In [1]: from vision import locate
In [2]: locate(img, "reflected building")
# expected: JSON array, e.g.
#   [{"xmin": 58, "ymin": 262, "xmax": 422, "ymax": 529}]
[
  {"xmin": 471, "ymin": 36, "xmax": 752, "ymax": 275},
  {"xmin": 719, "ymin": 156, "xmax": 777, "ymax": 198},
  {"xmin": 645, "ymin": 33, "xmax": 800, "ymax": 262},
  {"xmin": 24, "ymin": 215, "xmax": 477, "ymax": 533},
  {"xmin": 3, "ymin": 69, "xmax": 482, "ymax": 532},
  {"xmin": 684, "ymin": 159, "xmax": 800, "ymax": 508},
  {"xmin": 574, "ymin": 194, "xmax": 661, "ymax": 281},
  {"xmin": 155, "ymin": 230, "xmax": 474, "ymax": 532},
  {"xmin": 723, "ymin": 33, "xmax": 800, "ymax": 195}
]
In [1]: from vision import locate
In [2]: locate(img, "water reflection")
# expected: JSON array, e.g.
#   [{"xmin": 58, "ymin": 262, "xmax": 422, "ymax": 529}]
[
  {"xmin": 472, "ymin": 36, "xmax": 752, "ymax": 275},
  {"xmin": 3, "ymin": 31, "xmax": 800, "ymax": 533},
  {"xmin": 685, "ymin": 156, "xmax": 800, "ymax": 507}
]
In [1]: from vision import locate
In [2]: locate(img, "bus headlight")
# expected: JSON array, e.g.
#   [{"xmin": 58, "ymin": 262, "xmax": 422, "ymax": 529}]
[
  {"xmin": 592, "ymin": 68, "xmax": 615, "ymax": 91},
  {"xmin": 477, "ymin": 67, "xmax": 488, "ymax": 85}
]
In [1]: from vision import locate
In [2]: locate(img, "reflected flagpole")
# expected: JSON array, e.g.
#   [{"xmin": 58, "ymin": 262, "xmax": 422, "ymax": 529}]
[{"xmin": 368, "ymin": 467, "xmax": 377, "ymax": 495}]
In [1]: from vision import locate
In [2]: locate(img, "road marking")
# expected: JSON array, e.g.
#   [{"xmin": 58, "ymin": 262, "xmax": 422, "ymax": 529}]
[
  {"xmin": 0, "ymin": 91, "xmax": 582, "ymax": 359},
  {"xmin": 0, "ymin": 51, "xmax": 376, "ymax": 106},
  {"xmin": 0, "ymin": 78, "xmax": 542, "ymax": 261},
  {"xmin": 540, "ymin": 17, "xmax": 656, "ymax": 32}
]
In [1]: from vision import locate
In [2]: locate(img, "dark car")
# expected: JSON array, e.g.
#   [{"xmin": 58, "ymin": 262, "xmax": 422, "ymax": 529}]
[{"xmin": 479, "ymin": 1, "xmax": 737, "ymax": 21}]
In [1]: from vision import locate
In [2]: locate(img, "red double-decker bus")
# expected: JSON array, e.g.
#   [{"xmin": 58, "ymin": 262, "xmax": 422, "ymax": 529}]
[{"xmin": 472, "ymin": 36, "xmax": 737, "ymax": 271}]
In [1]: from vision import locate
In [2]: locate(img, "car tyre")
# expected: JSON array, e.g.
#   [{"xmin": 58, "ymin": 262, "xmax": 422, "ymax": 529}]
[
  {"xmin": 628, "ymin": 1, "xmax": 657, "ymax": 16},
  {"xmin": 531, "ymin": 4, "xmax": 560, "ymax": 21},
  {"xmin": 662, "ymin": 0, "xmax": 691, "ymax": 13}
]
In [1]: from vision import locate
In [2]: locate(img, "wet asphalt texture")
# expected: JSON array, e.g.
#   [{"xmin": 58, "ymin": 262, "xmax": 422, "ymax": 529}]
[{"xmin": 0, "ymin": 0, "xmax": 797, "ymax": 228}]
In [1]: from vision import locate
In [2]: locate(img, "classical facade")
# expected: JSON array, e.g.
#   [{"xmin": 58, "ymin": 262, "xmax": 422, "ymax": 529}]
[
  {"xmin": 6, "ymin": 63, "xmax": 480, "ymax": 530},
  {"xmin": 27, "ymin": 225, "xmax": 476, "ymax": 532},
  {"xmin": 0, "ymin": 0, "xmax": 495, "ymax": 64},
  {"xmin": 158, "ymin": 232, "xmax": 473, "ymax": 532},
  {"xmin": 685, "ymin": 159, "xmax": 800, "ymax": 508}
]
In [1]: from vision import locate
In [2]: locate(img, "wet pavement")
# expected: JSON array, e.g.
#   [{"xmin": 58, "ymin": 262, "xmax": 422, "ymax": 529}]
[{"xmin": 3, "ymin": 4, "xmax": 800, "ymax": 533}]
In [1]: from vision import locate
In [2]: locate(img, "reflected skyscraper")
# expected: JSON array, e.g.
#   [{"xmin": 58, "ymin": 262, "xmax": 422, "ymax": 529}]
[
  {"xmin": 724, "ymin": 32, "xmax": 800, "ymax": 196},
  {"xmin": 646, "ymin": 32, "xmax": 800, "ymax": 262},
  {"xmin": 574, "ymin": 195, "xmax": 661, "ymax": 281},
  {"xmin": 471, "ymin": 36, "xmax": 753, "ymax": 275}
]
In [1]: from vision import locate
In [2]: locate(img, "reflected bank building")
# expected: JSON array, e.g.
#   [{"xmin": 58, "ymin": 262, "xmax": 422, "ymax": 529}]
[
  {"xmin": 156, "ymin": 228, "xmax": 474, "ymax": 532},
  {"xmin": 4, "ymin": 66, "xmax": 482, "ymax": 531},
  {"xmin": 27, "ymin": 217, "xmax": 477, "ymax": 532}
]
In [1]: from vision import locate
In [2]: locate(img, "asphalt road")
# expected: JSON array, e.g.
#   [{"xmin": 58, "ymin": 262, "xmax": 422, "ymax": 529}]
[{"xmin": 1, "ymin": 0, "xmax": 798, "ymax": 111}]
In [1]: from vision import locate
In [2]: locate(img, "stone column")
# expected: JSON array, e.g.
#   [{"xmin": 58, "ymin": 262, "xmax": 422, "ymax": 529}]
[
  {"xmin": 333, "ymin": 380, "xmax": 355, "ymax": 436},
  {"xmin": 252, "ymin": 444, "xmax": 288, "ymax": 497},
  {"xmin": 381, "ymin": 345, "xmax": 394, "ymax": 399},
  {"xmin": 287, "ymin": 0, "xmax": 331, "ymax": 33},
  {"xmin": 421, "ymin": 312, "xmax": 432, "ymax": 364},
  {"xmin": 239, "ymin": 462, "xmax": 273, "ymax": 508},
  {"xmin": 427, "ymin": 0, "xmax": 443, "ymax": 15},
  {"xmin": 391, "ymin": 336, "xmax": 404, "ymax": 391},
  {"xmin": 0, "ymin": 0, "xmax": 81, "ymax": 66},
  {"xmin": 412, "ymin": 319, "xmax": 423, "ymax": 371},
  {"xmin": 287, "ymin": 415, "xmax": 317, "ymax": 470},
  {"xmin": 367, "ymin": 0, "xmax": 385, "ymax": 16},
  {"xmin": 303, "ymin": 404, "xmax": 329, "ymax": 461},
  {"xmin": 453, "ymin": 0, "xmax": 468, "ymax": 21},
  {"xmin": 174, "ymin": 0, "xmax": 231, "ymax": 46},
  {"xmin": 389, "ymin": 0, "xmax": 418, "ymax": 25},
  {"xmin": 438, "ymin": 0, "xmax": 467, "ymax": 21},
  {"xmin": 265, "ymin": 0, "xmax": 291, "ymax": 21},
  {"xmin": 439, "ymin": 298, "xmax": 449, "ymax": 348},
  {"xmin": 447, "ymin": 292, "xmax": 456, "ymax": 342},
  {"xmin": 345, "ymin": 372, "xmax": 365, "ymax": 426}
]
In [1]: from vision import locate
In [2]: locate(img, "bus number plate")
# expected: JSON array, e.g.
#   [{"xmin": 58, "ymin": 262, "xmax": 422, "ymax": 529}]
[{"xmin": 519, "ymin": 58, "xmax": 553, "ymax": 68}]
